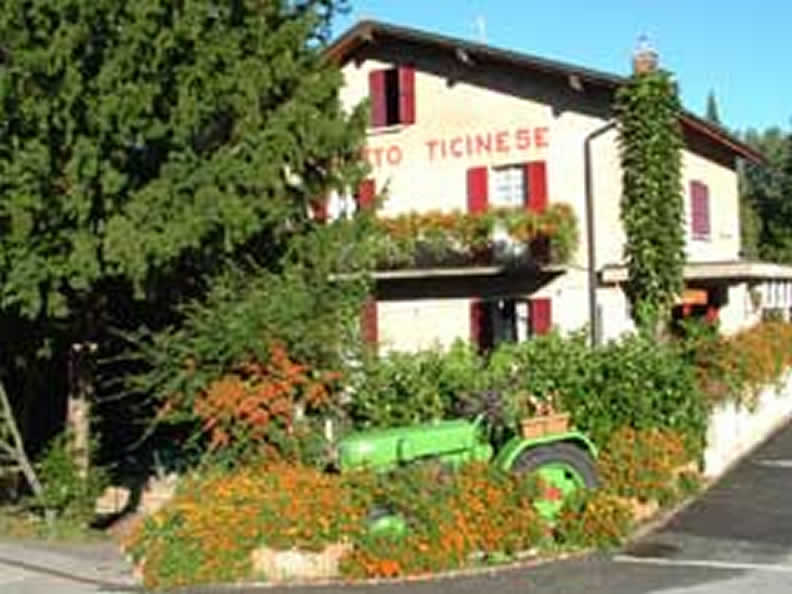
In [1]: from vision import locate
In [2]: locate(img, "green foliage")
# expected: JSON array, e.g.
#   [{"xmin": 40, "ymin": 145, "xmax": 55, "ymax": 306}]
[
  {"xmin": 33, "ymin": 432, "xmax": 108, "ymax": 524},
  {"xmin": 739, "ymin": 194, "xmax": 762, "ymax": 260},
  {"xmin": 705, "ymin": 90, "xmax": 721, "ymax": 125},
  {"xmin": 739, "ymin": 127, "xmax": 792, "ymax": 262},
  {"xmin": 128, "ymin": 262, "xmax": 368, "ymax": 418},
  {"xmin": 345, "ymin": 331, "xmax": 708, "ymax": 455},
  {"xmin": 615, "ymin": 71, "xmax": 686, "ymax": 329},
  {"xmin": 0, "ymin": 0, "xmax": 365, "ymax": 319},
  {"xmin": 0, "ymin": 0, "xmax": 369, "ymax": 481},
  {"xmin": 566, "ymin": 333, "xmax": 707, "ymax": 453},
  {"xmin": 346, "ymin": 341, "xmax": 484, "ymax": 429}
]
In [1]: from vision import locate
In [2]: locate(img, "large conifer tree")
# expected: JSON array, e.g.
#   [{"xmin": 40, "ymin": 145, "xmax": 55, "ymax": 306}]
[{"xmin": 0, "ymin": 0, "xmax": 368, "ymax": 480}]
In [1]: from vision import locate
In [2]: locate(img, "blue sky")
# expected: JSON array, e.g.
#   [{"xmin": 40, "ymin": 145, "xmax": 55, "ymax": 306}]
[{"xmin": 333, "ymin": 0, "xmax": 790, "ymax": 133}]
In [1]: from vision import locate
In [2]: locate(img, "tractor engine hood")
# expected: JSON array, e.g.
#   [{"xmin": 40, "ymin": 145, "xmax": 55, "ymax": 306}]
[{"xmin": 337, "ymin": 419, "xmax": 480, "ymax": 472}]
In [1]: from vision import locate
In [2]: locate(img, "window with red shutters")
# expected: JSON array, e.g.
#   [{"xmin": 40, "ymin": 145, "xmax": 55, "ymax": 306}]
[
  {"xmin": 467, "ymin": 167, "xmax": 489, "ymax": 213},
  {"xmin": 368, "ymin": 70, "xmax": 386, "ymax": 128},
  {"xmin": 398, "ymin": 66, "xmax": 415, "ymax": 125},
  {"xmin": 470, "ymin": 301, "xmax": 483, "ymax": 347},
  {"xmin": 690, "ymin": 181, "xmax": 711, "ymax": 239},
  {"xmin": 368, "ymin": 66, "xmax": 415, "ymax": 127},
  {"xmin": 356, "ymin": 179, "xmax": 376, "ymax": 211},
  {"xmin": 529, "ymin": 298, "xmax": 552, "ymax": 336},
  {"xmin": 524, "ymin": 161, "xmax": 548, "ymax": 212}
]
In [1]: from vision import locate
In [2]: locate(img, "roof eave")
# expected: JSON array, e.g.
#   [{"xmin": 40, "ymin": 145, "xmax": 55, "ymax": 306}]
[{"xmin": 326, "ymin": 20, "xmax": 762, "ymax": 165}]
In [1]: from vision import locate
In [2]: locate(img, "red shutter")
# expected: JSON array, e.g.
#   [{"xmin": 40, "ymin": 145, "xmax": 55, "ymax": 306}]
[
  {"xmin": 470, "ymin": 301, "xmax": 483, "ymax": 347},
  {"xmin": 356, "ymin": 179, "xmax": 376, "ymax": 210},
  {"xmin": 525, "ymin": 161, "xmax": 548, "ymax": 212},
  {"xmin": 529, "ymin": 298, "xmax": 552, "ymax": 336},
  {"xmin": 467, "ymin": 167, "xmax": 488, "ymax": 213},
  {"xmin": 398, "ymin": 66, "xmax": 415, "ymax": 124},
  {"xmin": 360, "ymin": 297, "xmax": 378, "ymax": 346},
  {"xmin": 691, "ymin": 181, "xmax": 710, "ymax": 237},
  {"xmin": 369, "ymin": 70, "xmax": 387, "ymax": 128}
]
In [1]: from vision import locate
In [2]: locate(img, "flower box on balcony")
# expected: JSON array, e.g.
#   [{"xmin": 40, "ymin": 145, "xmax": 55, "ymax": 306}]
[{"xmin": 374, "ymin": 204, "xmax": 578, "ymax": 271}]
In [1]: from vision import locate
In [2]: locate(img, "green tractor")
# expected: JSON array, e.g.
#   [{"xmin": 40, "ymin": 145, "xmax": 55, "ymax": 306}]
[{"xmin": 334, "ymin": 412, "xmax": 598, "ymax": 535}]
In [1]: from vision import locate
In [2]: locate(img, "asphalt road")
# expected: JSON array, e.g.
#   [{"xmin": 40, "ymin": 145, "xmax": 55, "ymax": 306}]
[{"xmin": 4, "ymin": 422, "xmax": 792, "ymax": 594}]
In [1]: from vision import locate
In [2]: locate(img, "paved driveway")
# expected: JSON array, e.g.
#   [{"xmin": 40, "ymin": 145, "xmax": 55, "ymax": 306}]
[
  {"xmin": 0, "ymin": 564, "xmax": 129, "ymax": 594},
  {"xmin": 3, "ymin": 422, "xmax": 792, "ymax": 593}
]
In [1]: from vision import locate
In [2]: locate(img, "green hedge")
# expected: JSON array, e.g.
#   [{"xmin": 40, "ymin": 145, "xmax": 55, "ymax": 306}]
[{"xmin": 346, "ymin": 331, "xmax": 708, "ymax": 454}]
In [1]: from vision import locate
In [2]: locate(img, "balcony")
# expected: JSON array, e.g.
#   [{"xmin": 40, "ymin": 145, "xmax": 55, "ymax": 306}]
[{"xmin": 372, "ymin": 204, "xmax": 579, "ymax": 272}]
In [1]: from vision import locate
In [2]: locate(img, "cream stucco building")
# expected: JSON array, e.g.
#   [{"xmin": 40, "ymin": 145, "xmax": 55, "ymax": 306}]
[{"xmin": 326, "ymin": 21, "xmax": 792, "ymax": 353}]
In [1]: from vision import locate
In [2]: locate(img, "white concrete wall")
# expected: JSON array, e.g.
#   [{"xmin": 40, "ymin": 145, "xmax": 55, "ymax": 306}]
[
  {"xmin": 339, "ymin": 42, "xmax": 744, "ymax": 352},
  {"xmin": 378, "ymin": 299, "xmax": 469, "ymax": 353},
  {"xmin": 704, "ymin": 373, "xmax": 792, "ymax": 478},
  {"xmin": 719, "ymin": 282, "xmax": 763, "ymax": 336},
  {"xmin": 682, "ymin": 150, "xmax": 741, "ymax": 262},
  {"xmin": 597, "ymin": 286, "xmax": 635, "ymax": 342}
]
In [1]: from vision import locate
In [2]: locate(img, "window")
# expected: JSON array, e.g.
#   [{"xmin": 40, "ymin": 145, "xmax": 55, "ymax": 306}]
[
  {"xmin": 470, "ymin": 297, "xmax": 552, "ymax": 352},
  {"xmin": 690, "ymin": 181, "xmax": 711, "ymax": 239},
  {"xmin": 466, "ymin": 162, "xmax": 547, "ymax": 214},
  {"xmin": 369, "ymin": 66, "xmax": 415, "ymax": 127},
  {"xmin": 490, "ymin": 165, "xmax": 525, "ymax": 209}
]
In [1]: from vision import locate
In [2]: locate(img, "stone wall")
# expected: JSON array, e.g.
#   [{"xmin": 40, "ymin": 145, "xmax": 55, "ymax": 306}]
[{"xmin": 703, "ymin": 373, "xmax": 792, "ymax": 478}]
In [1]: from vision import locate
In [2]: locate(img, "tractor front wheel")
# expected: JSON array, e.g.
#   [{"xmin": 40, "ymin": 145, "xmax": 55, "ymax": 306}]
[{"xmin": 512, "ymin": 442, "xmax": 598, "ymax": 520}]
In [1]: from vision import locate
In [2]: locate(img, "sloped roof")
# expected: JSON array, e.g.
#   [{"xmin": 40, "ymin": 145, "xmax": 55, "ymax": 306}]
[{"xmin": 327, "ymin": 20, "xmax": 762, "ymax": 163}]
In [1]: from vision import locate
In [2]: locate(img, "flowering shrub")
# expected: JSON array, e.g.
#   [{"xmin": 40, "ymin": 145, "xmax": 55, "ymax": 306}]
[
  {"xmin": 692, "ymin": 322, "xmax": 792, "ymax": 408},
  {"xmin": 125, "ymin": 462, "xmax": 546, "ymax": 588},
  {"xmin": 597, "ymin": 427, "xmax": 695, "ymax": 505},
  {"xmin": 188, "ymin": 343, "xmax": 342, "ymax": 456},
  {"xmin": 124, "ymin": 463, "xmax": 372, "ymax": 589},
  {"xmin": 555, "ymin": 491, "xmax": 634, "ymax": 550},
  {"xmin": 343, "ymin": 463, "xmax": 545, "ymax": 578},
  {"xmin": 375, "ymin": 204, "xmax": 579, "ymax": 269}
]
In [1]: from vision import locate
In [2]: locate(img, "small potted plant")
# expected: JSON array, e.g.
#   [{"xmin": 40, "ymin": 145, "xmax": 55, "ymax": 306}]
[{"xmin": 513, "ymin": 391, "xmax": 570, "ymax": 439}]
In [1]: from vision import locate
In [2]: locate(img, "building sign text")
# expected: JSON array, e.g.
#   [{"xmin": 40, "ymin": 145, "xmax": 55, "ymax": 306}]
[{"xmin": 364, "ymin": 126, "xmax": 550, "ymax": 168}]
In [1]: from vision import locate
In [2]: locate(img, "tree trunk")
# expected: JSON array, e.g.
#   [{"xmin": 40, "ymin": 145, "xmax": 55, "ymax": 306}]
[{"xmin": 66, "ymin": 343, "xmax": 96, "ymax": 478}]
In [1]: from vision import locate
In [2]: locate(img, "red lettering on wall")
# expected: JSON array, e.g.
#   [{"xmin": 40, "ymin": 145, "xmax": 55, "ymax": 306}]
[
  {"xmin": 370, "ymin": 146, "xmax": 385, "ymax": 167},
  {"xmin": 495, "ymin": 131, "xmax": 509, "ymax": 153},
  {"xmin": 426, "ymin": 140, "xmax": 439, "ymax": 161},
  {"xmin": 516, "ymin": 128, "xmax": 532, "ymax": 150},
  {"xmin": 475, "ymin": 133, "xmax": 492, "ymax": 154},
  {"xmin": 386, "ymin": 145, "xmax": 403, "ymax": 165},
  {"xmin": 367, "ymin": 126, "xmax": 549, "ymax": 168},
  {"xmin": 534, "ymin": 126, "xmax": 549, "ymax": 148},
  {"xmin": 450, "ymin": 137, "xmax": 464, "ymax": 157}
]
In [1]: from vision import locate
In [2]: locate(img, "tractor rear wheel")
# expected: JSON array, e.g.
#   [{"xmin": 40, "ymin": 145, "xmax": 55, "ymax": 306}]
[{"xmin": 511, "ymin": 442, "xmax": 598, "ymax": 520}]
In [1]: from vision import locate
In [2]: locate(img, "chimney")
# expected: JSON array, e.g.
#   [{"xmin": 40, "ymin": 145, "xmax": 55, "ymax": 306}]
[{"xmin": 632, "ymin": 34, "xmax": 658, "ymax": 75}]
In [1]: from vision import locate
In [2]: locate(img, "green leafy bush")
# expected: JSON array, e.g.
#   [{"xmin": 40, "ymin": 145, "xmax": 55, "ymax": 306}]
[
  {"xmin": 34, "ymin": 432, "xmax": 108, "ymax": 525},
  {"xmin": 565, "ymin": 333, "xmax": 708, "ymax": 454},
  {"xmin": 345, "ymin": 330, "xmax": 709, "ymax": 455},
  {"xmin": 480, "ymin": 331, "xmax": 707, "ymax": 453},
  {"xmin": 346, "ymin": 341, "xmax": 484, "ymax": 429}
]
